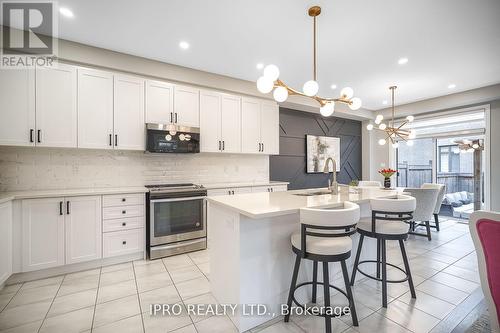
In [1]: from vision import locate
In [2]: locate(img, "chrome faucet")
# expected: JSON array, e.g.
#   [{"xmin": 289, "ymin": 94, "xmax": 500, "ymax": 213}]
[{"xmin": 323, "ymin": 157, "xmax": 339, "ymax": 194}]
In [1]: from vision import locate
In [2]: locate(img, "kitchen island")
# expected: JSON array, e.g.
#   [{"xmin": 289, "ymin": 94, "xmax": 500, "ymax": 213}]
[{"xmin": 207, "ymin": 186, "xmax": 400, "ymax": 332}]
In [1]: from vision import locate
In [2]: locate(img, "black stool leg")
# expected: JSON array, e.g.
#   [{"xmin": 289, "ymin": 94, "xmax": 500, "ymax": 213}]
[
  {"xmin": 425, "ymin": 221, "xmax": 432, "ymax": 241},
  {"xmin": 399, "ymin": 239, "xmax": 416, "ymax": 298},
  {"xmin": 381, "ymin": 239, "xmax": 388, "ymax": 308},
  {"xmin": 284, "ymin": 253, "xmax": 301, "ymax": 322},
  {"xmin": 341, "ymin": 260, "xmax": 358, "ymax": 327},
  {"xmin": 312, "ymin": 260, "xmax": 318, "ymax": 303},
  {"xmin": 434, "ymin": 213, "xmax": 440, "ymax": 232},
  {"xmin": 322, "ymin": 262, "xmax": 332, "ymax": 333},
  {"xmin": 376, "ymin": 238, "xmax": 381, "ymax": 279},
  {"xmin": 350, "ymin": 234, "xmax": 364, "ymax": 285}
]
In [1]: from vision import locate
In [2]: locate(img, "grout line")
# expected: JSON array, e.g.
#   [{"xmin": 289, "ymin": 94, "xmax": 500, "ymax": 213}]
[
  {"xmin": 0, "ymin": 282, "xmax": 25, "ymax": 312},
  {"xmin": 37, "ymin": 274, "xmax": 66, "ymax": 333},
  {"xmin": 131, "ymin": 262, "xmax": 146, "ymax": 333},
  {"xmin": 89, "ymin": 267, "xmax": 102, "ymax": 333}
]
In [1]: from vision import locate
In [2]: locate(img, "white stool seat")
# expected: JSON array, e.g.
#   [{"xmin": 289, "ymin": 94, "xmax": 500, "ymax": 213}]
[
  {"xmin": 291, "ymin": 232, "xmax": 352, "ymax": 255},
  {"xmin": 357, "ymin": 217, "xmax": 409, "ymax": 235}
]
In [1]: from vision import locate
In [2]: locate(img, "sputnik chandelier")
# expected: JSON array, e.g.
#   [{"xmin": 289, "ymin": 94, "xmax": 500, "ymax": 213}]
[
  {"xmin": 366, "ymin": 86, "xmax": 416, "ymax": 147},
  {"xmin": 255, "ymin": 6, "xmax": 362, "ymax": 116},
  {"xmin": 454, "ymin": 139, "xmax": 483, "ymax": 152}
]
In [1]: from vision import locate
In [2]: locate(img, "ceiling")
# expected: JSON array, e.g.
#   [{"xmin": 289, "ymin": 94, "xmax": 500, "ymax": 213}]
[{"xmin": 3, "ymin": 0, "xmax": 500, "ymax": 110}]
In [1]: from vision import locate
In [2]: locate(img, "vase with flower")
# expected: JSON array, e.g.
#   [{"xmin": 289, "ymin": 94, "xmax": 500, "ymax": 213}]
[{"xmin": 378, "ymin": 168, "xmax": 397, "ymax": 189}]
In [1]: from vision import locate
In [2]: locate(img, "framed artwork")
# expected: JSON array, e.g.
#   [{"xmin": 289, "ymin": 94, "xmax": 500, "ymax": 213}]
[{"xmin": 306, "ymin": 135, "xmax": 341, "ymax": 173}]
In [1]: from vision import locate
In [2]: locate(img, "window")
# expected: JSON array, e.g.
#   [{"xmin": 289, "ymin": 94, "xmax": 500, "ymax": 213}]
[{"xmin": 438, "ymin": 145, "xmax": 460, "ymax": 173}]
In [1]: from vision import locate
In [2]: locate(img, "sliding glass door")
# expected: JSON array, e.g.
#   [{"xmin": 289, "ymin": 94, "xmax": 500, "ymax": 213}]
[{"xmin": 396, "ymin": 138, "xmax": 434, "ymax": 188}]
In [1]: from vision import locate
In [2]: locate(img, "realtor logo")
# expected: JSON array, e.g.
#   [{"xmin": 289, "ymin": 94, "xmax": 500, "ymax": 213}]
[{"xmin": 1, "ymin": 1, "xmax": 57, "ymax": 67}]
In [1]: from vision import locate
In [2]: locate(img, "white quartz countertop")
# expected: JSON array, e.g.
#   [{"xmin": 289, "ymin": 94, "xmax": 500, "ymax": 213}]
[
  {"xmin": 0, "ymin": 186, "xmax": 149, "ymax": 204},
  {"xmin": 207, "ymin": 187, "xmax": 400, "ymax": 219},
  {"xmin": 202, "ymin": 181, "xmax": 289, "ymax": 190}
]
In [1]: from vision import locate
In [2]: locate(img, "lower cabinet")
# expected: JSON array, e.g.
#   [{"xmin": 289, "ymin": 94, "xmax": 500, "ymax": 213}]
[
  {"xmin": 251, "ymin": 185, "xmax": 288, "ymax": 193},
  {"xmin": 207, "ymin": 184, "xmax": 288, "ymax": 196},
  {"xmin": 0, "ymin": 201, "xmax": 13, "ymax": 285},
  {"xmin": 102, "ymin": 228, "xmax": 144, "ymax": 258}
]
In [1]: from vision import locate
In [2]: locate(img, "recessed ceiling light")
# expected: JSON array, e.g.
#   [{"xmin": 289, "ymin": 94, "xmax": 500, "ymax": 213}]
[
  {"xmin": 179, "ymin": 41, "xmax": 190, "ymax": 50},
  {"xmin": 59, "ymin": 7, "xmax": 74, "ymax": 18},
  {"xmin": 448, "ymin": 83, "xmax": 456, "ymax": 89},
  {"xmin": 398, "ymin": 57, "xmax": 408, "ymax": 65},
  {"xmin": 256, "ymin": 63, "xmax": 264, "ymax": 70},
  {"xmin": 382, "ymin": 100, "xmax": 388, "ymax": 105},
  {"xmin": 330, "ymin": 84, "xmax": 337, "ymax": 90}
]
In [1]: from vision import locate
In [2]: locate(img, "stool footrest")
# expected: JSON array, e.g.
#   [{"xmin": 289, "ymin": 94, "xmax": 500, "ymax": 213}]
[
  {"xmin": 290, "ymin": 281, "xmax": 350, "ymax": 318},
  {"xmin": 355, "ymin": 260, "xmax": 409, "ymax": 283}
]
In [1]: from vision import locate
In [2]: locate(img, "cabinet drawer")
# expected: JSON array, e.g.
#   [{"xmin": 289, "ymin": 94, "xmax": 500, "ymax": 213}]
[
  {"xmin": 103, "ymin": 228, "xmax": 144, "ymax": 258},
  {"xmin": 103, "ymin": 205, "xmax": 144, "ymax": 220},
  {"xmin": 103, "ymin": 194, "xmax": 144, "ymax": 207},
  {"xmin": 103, "ymin": 216, "xmax": 144, "ymax": 232}
]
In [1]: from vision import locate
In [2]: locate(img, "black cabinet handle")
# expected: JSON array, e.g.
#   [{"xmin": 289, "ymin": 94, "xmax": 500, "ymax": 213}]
[
  {"xmin": 222, "ymin": 141, "xmax": 225, "ymax": 151},
  {"xmin": 37, "ymin": 130, "xmax": 41, "ymax": 143},
  {"xmin": 109, "ymin": 134, "xmax": 112, "ymax": 146},
  {"xmin": 122, "ymin": 210, "xmax": 126, "ymax": 214},
  {"xmin": 122, "ymin": 222, "xmax": 126, "ymax": 226},
  {"xmin": 122, "ymin": 241, "xmax": 127, "ymax": 245},
  {"xmin": 66, "ymin": 201, "xmax": 70, "ymax": 214},
  {"xmin": 59, "ymin": 201, "xmax": 63, "ymax": 215},
  {"xmin": 115, "ymin": 134, "xmax": 118, "ymax": 146},
  {"xmin": 271, "ymin": 188, "xmax": 274, "ymax": 192},
  {"xmin": 262, "ymin": 143, "xmax": 264, "ymax": 152},
  {"xmin": 232, "ymin": 190, "xmax": 235, "ymax": 195},
  {"xmin": 30, "ymin": 129, "xmax": 34, "ymax": 143},
  {"xmin": 175, "ymin": 113, "xmax": 178, "ymax": 123},
  {"xmin": 170, "ymin": 112, "xmax": 173, "ymax": 123},
  {"xmin": 219, "ymin": 141, "xmax": 221, "ymax": 151},
  {"xmin": 121, "ymin": 198, "xmax": 126, "ymax": 202},
  {"xmin": 228, "ymin": 190, "xmax": 231, "ymax": 195}
]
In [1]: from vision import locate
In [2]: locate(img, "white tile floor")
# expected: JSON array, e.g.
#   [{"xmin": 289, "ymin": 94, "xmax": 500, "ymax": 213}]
[{"xmin": 0, "ymin": 217, "xmax": 482, "ymax": 333}]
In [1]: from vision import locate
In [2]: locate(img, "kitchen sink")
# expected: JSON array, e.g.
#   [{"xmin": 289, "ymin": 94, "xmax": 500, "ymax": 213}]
[{"xmin": 293, "ymin": 190, "xmax": 333, "ymax": 196}]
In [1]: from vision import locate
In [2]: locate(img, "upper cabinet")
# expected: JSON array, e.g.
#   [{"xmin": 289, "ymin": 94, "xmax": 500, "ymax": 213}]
[
  {"xmin": 174, "ymin": 85, "xmax": 200, "ymax": 127},
  {"xmin": 114, "ymin": 75, "xmax": 145, "ymax": 151},
  {"xmin": 77, "ymin": 68, "xmax": 114, "ymax": 149},
  {"xmin": 145, "ymin": 80, "xmax": 174, "ymax": 124},
  {"xmin": 200, "ymin": 91, "xmax": 241, "ymax": 153},
  {"xmin": 36, "ymin": 64, "xmax": 78, "ymax": 148},
  {"xmin": 0, "ymin": 68, "xmax": 35, "ymax": 146},
  {"xmin": 241, "ymin": 98, "xmax": 279, "ymax": 154}
]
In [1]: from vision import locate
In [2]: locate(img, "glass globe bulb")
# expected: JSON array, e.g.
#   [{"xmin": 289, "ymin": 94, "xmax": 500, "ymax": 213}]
[
  {"xmin": 406, "ymin": 140, "xmax": 414, "ymax": 146},
  {"xmin": 392, "ymin": 142, "xmax": 399, "ymax": 148},
  {"xmin": 472, "ymin": 143, "xmax": 479, "ymax": 149},
  {"xmin": 340, "ymin": 87, "xmax": 354, "ymax": 99},
  {"xmin": 169, "ymin": 130, "xmax": 177, "ymax": 136},
  {"xmin": 320, "ymin": 102, "xmax": 335, "ymax": 117},
  {"xmin": 263, "ymin": 64, "xmax": 280, "ymax": 81},
  {"xmin": 375, "ymin": 115, "xmax": 384, "ymax": 125},
  {"xmin": 378, "ymin": 138, "xmax": 387, "ymax": 145},
  {"xmin": 273, "ymin": 86, "xmax": 288, "ymax": 103},
  {"xmin": 165, "ymin": 134, "xmax": 172, "ymax": 141},
  {"xmin": 349, "ymin": 97, "xmax": 362, "ymax": 110},
  {"xmin": 179, "ymin": 133, "xmax": 185, "ymax": 141},
  {"xmin": 185, "ymin": 134, "xmax": 191, "ymax": 141},
  {"xmin": 256, "ymin": 76, "xmax": 274, "ymax": 94},
  {"xmin": 366, "ymin": 124, "xmax": 374, "ymax": 131},
  {"xmin": 303, "ymin": 80, "xmax": 319, "ymax": 96},
  {"xmin": 406, "ymin": 115, "xmax": 415, "ymax": 122},
  {"xmin": 379, "ymin": 123, "xmax": 387, "ymax": 130}
]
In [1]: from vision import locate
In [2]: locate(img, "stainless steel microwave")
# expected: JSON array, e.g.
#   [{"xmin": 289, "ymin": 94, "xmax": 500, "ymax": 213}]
[{"xmin": 146, "ymin": 123, "xmax": 200, "ymax": 153}]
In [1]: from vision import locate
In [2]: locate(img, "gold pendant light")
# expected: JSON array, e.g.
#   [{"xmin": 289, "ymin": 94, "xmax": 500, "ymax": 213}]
[
  {"xmin": 256, "ymin": 6, "xmax": 362, "ymax": 116},
  {"xmin": 366, "ymin": 86, "xmax": 416, "ymax": 147}
]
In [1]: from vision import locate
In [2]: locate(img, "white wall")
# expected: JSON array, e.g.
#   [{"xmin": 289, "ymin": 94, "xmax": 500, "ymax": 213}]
[{"xmin": 0, "ymin": 147, "xmax": 269, "ymax": 191}]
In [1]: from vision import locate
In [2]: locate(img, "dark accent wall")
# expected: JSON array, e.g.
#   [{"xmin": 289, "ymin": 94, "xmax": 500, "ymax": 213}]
[{"xmin": 270, "ymin": 107, "xmax": 362, "ymax": 190}]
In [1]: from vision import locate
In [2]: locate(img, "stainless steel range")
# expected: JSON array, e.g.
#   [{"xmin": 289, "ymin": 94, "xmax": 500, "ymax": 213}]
[{"xmin": 146, "ymin": 183, "xmax": 207, "ymax": 259}]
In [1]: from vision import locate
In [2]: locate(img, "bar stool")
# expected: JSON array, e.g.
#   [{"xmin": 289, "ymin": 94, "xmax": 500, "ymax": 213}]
[
  {"xmin": 350, "ymin": 195, "xmax": 416, "ymax": 308},
  {"xmin": 284, "ymin": 202, "xmax": 360, "ymax": 332}
]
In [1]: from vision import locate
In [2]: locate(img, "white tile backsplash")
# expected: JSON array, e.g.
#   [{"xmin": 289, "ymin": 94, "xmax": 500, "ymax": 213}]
[{"xmin": 0, "ymin": 147, "xmax": 269, "ymax": 191}]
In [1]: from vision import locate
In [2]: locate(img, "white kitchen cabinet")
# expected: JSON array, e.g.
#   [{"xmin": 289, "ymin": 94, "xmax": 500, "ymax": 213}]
[
  {"xmin": 65, "ymin": 196, "xmax": 102, "ymax": 264},
  {"xmin": 22, "ymin": 198, "xmax": 65, "ymax": 272},
  {"xmin": 241, "ymin": 98, "xmax": 262, "ymax": 153},
  {"xmin": 35, "ymin": 63, "xmax": 78, "ymax": 147},
  {"xmin": 103, "ymin": 228, "xmax": 144, "ymax": 258},
  {"xmin": 0, "ymin": 201, "xmax": 12, "ymax": 285},
  {"xmin": 145, "ymin": 80, "xmax": 174, "ymax": 124},
  {"xmin": 77, "ymin": 68, "xmax": 114, "ymax": 149},
  {"xmin": 260, "ymin": 101, "xmax": 280, "ymax": 155},
  {"xmin": 200, "ymin": 91, "xmax": 241, "ymax": 153},
  {"xmin": 0, "ymin": 68, "xmax": 35, "ymax": 146},
  {"xmin": 207, "ymin": 187, "xmax": 253, "ymax": 196},
  {"xmin": 221, "ymin": 94, "xmax": 241, "ymax": 153},
  {"xmin": 114, "ymin": 75, "xmax": 145, "ymax": 150},
  {"xmin": 241, "ymin": 98, "xmax": 279, "ymax": 155},
  {"xmin": 252, "ymin": 184, "xmax": 288, "ymax": 193},
  {"xmin": 174, "ymin": 85, "xmax": 200, "ymax": 127},
  {"xmin": 200, "ymin": 90, "xmax": 222, "ymax": 152}
]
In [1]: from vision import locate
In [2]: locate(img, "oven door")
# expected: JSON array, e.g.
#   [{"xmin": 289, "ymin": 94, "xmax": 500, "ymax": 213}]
[{"xmin": 149, "ymin": 196, "xmax": 206, "ymax": 246}]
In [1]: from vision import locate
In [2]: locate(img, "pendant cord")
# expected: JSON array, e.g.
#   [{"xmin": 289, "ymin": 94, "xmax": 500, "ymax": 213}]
[{"xmin": 313, "ymin": 16, "xmax": 317, "ymax": 81}]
